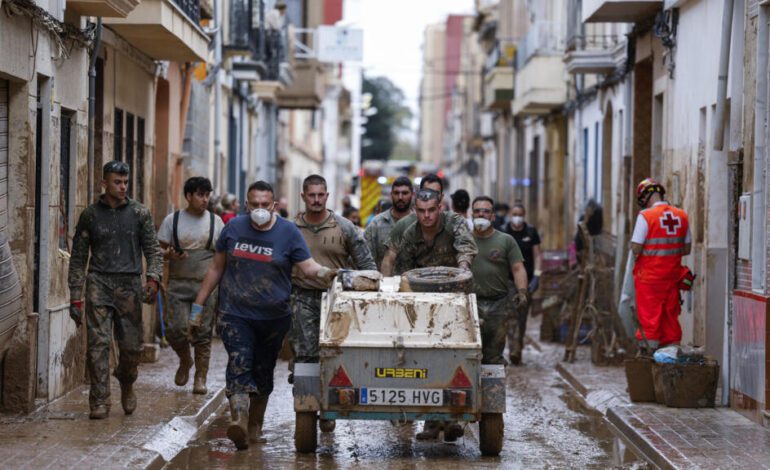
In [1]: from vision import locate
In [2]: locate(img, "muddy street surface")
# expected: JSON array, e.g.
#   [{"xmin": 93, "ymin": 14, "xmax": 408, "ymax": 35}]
[{"xmin": 168, "ymin": 327, "xmax": 645, "ymax": 469}]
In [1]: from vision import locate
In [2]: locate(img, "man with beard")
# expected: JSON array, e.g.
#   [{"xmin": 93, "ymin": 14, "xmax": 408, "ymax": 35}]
[
  {"xmin": 290, "ymin": 174, "xmax": 376, "ymax": 431},
  {"xmin": 364, "ymin": 176, "xmax": 414, "ymax": 270}
]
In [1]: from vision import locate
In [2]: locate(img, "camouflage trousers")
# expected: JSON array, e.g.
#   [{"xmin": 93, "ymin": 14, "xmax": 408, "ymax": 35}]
[
  {"xmin": 165, "ymin": 279, "xmax": 217, "ymax": 350},
  {"xmin": 85, "ymin": 273, "xmax": 143, "ymax": 409},
  {"xmin": 218, "ymin": 313, "xmax": 291, "ymax": 398},
  {"xmin": 477, "ymin": 295, "xmax": 516, "ymax": 365},
  {"xmin": 506, "ymin": 300, "xmax": 529, "ymax": 361},
  {"xmin": 288, "ymin": 289, "xmax": 324, "ymax": 364}
]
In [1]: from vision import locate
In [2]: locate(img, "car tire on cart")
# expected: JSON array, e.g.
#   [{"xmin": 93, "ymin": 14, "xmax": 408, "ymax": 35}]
[
  {"xmin": 404, "ymin": 267, "xmax": 473, "ymax": 294},
  {"xmin": 479, "ymin": 413, "xmax": 504, "ymax": 456},
  {"xmin": 295, "ymin": 411, "xmax": 318, "ymax": 453}
]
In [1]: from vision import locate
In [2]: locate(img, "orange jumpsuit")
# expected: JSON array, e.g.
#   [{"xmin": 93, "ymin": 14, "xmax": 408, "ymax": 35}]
[{"xmin": 633, "ymin": 203, "xmax": 690, "ymax": 346}]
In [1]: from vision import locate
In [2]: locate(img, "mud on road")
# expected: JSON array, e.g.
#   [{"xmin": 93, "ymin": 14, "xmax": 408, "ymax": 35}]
[{"xmin": 168, "ymin": 331, "xmax": 646, "ymax": 469}]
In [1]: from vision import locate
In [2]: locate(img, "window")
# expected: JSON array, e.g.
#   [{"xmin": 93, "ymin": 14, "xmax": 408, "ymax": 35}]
[
  {"xmin": 114, "ymin": 108, "xmax": 123, "ymax": 161},
  {"xmin": 59, "ymin": 110, "xmax": 74, "ymax": 251},
  {"xmin": 136, "ymin": 118, "xmax": 145, "ymax": 202}
]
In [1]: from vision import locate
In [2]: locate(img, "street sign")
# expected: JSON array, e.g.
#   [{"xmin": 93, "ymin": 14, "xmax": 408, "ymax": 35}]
[{"xmin": 316, "ymin": 26, "xmax": 363, "ymax": 63}]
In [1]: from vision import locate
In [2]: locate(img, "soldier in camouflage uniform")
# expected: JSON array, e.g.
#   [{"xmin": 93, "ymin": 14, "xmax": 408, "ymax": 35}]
[
  {"xmin": 469, "ymin": 196, "xmax": 529, "ymax": 365},
  {"xmin": 391, "ymin": 188, "xmax": 478, "ymax": 443},
  {"xmin": 290, "ymin": 175, "xmax": 376, "ymax": 431},
  {"xmin": 364, "ymin": 176, "xmax": 413, "ymax": 270},
  {"xmin": 380, "ymin": 173, "xmax": 470, "ymax": 275},
  {"xmin": 68, "ymin": 161, "xmax": 163, "ymax": 419}
]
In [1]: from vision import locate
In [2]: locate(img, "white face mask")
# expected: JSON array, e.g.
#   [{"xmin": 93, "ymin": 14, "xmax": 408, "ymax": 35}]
[
  {"xmin": 250, "ymin": 208, "xmax": 272, "ymax": 227},
  {"xmin": 510, "ymin": 216, "xmax": 525, "ymax": 227},
  {"xmin": 473, "ymin": 217, "xmax": 492, "ymax": 231}
]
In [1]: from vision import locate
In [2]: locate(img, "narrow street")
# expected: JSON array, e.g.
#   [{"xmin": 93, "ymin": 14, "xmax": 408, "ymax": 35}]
[{"xmin": 168, "ymin": 322, "xmax": 644, "ymax": 469}]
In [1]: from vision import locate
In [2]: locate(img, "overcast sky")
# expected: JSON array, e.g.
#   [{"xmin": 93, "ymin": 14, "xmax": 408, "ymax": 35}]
[{"xmin": 342, "ymin": 0, "xmax": 475, "ymax": 132}]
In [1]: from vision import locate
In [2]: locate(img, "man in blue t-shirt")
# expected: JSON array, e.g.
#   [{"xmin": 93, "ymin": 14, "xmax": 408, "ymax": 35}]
[{"xmin": 193, "ymin": 181, "xmax": 337, "ymax": 450}]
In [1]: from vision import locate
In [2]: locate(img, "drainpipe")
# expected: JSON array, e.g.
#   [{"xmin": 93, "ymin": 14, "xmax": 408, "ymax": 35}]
[
  {"xmin": 213, "ymin": 0, "xmax": 222, "ymax": 188},
  {"xmin": 752, "ymin": 4, "xmax": 769, "ymax": 292},
  {"xmin": 87, "ymin": 18, "xmax": 103, "ymax": 202},
  {"xmin": 713, "ymin": 0, "xmax": 734, "ymax": 151}
]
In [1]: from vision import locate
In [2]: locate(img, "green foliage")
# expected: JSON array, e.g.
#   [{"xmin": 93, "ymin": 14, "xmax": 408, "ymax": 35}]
[{"xmin": 362, "ymin": 76, "xmax": 413, "ymax": 161}]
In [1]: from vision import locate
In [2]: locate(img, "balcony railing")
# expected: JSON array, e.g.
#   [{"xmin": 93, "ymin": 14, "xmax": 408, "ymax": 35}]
[
  {"xmin": 172, "ymin": 0, "xmax": 200, "ymax": 24},
  {"xmin": 566, "ymin": 34, "xmax": 621, "ymax": 51},
  {"xmin": 516, "ymin": 21, "xmax": 566, "ymax": 70},
  {"xmin": 227, "ymin": 0, "xmax": 289, "ymax": 81}
]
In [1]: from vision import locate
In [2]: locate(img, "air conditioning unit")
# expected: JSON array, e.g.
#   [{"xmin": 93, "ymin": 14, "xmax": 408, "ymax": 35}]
[{"xmin": 738, "ymin": 193, "xmax": 752, "ymax": 260}]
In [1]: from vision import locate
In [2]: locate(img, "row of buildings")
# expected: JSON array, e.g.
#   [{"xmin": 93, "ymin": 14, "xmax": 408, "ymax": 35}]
[
  {"xmin": 421, "ymin": 0, "xmax": 770, "ymax": 424},
  {"xmin": 0, "ymin": 0, "xmax": 356, "ymax": 411}
]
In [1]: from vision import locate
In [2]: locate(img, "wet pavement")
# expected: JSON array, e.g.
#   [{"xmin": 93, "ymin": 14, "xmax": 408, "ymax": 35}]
[{"xmin": 168, "ymin": 324, "xmax": 647, "ymax": 469}]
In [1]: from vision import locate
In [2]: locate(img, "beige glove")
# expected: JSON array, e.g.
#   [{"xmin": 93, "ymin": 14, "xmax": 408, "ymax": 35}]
[{"xmin": 316, "ymin": 266, "xmax": 339, "ymax": 284}]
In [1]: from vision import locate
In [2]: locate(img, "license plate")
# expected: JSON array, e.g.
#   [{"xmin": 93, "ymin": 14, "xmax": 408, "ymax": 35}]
[{"xmin": 359, "ymin": 387, "xmax": 443, "ymax": 406}]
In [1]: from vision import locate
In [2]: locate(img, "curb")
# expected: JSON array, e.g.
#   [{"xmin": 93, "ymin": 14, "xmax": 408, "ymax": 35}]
[
  {"xmin": 606, "ymin": 408, "xmax": 677, "ymax": 470},
  {"xmin": 141, "ymin": 385, "xmax": 227, "ymax": 469}
]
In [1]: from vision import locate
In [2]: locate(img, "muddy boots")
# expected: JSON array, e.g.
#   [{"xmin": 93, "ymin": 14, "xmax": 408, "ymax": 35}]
[
  {"xmin": 248, "ymin": 395, "xmax": 269, "ymax": 443},
  {"xmin": 227, "ymin": 394, "xmax": 250, "ymax": 450},
  {"xmin": 443, "ymin": 422, "xmax": 464, "ymax": 443},
  {"xmin": 193, "ymin": 344, "xmax": 210, "ymax": 395},
  {"xmin": 120, "ymin": 382, "xmax": 137, "ymax": 415},
  {"xmin": 174, "ymin": 344, "xmax": 194, "ymax": 387},
  {"xmin": 415, "ymin": 420, "xmax": 442, "ymax": 440},
  {"xmin": 89, "ymin": 405, "xmax": 109, "ymax": 420}
]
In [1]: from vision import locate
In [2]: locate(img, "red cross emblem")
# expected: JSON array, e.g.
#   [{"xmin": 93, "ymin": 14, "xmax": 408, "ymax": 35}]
[{"xmin": 659, "ymin": 211, "xmax": 681, "ymax": 235}]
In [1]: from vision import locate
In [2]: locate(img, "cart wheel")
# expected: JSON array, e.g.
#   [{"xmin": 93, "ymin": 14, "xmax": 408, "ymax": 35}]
[
  {"xmin": 479, "ymin": 413, "xmax": 504, "ymax": 456},
  {"xmin": 295, "ymin": 411, "xmax": 318, "ymax": 453},
  {"xmin": 319, "ymin": 418, "xmax": 336, "ymax": 433}
]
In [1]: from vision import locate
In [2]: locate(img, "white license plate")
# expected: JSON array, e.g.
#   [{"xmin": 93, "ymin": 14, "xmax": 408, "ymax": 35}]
[{"xmin": 360, "ymin": 388, "xmax": 443, "ymax": 406}]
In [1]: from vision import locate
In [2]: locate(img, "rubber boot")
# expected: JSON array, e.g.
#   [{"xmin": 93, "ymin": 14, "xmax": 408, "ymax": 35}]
[
  {"xmin": 174, "ymin": 344, "xmax": 194, "ymax": 387},
  {"xmin": 415, "ymin": 420, "xmax": 441, "ymax": 440},
  {"xmin": 248, "ymin": 395, "xmax": 269, "ymax": 443},
  {"xmin": 443, "ymin": 421, "xmax": 464, "ymax": 443},
  {"xmin": 227, "ymin": 394, "xmax": 250, "ymax": 450},
  {"xmin": 192, "ymin": 343, "xmax": 210, "ymax": 395},
  {"xmin": 89, "ymin": 404, "xmax": 109, "ymax": 420},
  {"xmin": 120, "ymin": 382, "xmax": 136, "ymax": 415}
]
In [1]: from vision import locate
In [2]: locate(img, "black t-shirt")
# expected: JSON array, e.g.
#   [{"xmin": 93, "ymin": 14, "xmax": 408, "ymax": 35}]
[{"xmin": 504, "ymin": 223, "xmax": 541, "ymax": 280}]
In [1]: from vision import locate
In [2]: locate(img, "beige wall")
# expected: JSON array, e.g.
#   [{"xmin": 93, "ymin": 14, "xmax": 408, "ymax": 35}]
[{"xmin": 419, "ymin": 23, "xmax": 446, "ymax": 167}]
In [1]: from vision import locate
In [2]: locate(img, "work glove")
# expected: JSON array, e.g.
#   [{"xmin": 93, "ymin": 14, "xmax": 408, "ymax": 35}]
[
  {"xmin": 69, "ymin": 300, "xmax": 83, "ymax": 327},
  {"xmin": 189, "ymin": 303, "xmax": 204, "ymax": 328},
  {"xmin": 316, "ymin": 266, "xmax": 339, "ymax": 284},
  {"xmin": 458, "ymin": 261, "xmax": 471, "ymax": 272},
  {"xmin": 142, "ymin": 279, "xmax": 159, "ymax": 304},
  {"xmin": 528, "ymin": 275, "xmax": 540, "ymax": 294},
  {"xmin": 512, "ymin": 288, "xmax": 530, "ymax": 312}
]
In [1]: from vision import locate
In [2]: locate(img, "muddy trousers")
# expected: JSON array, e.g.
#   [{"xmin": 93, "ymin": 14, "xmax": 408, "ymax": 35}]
[
  {"xmin": 634, "ymin": 279, "xmax": 682, "ymax": 347},
  {"xmin": 288, "ymin": 289, "xmax": 324, "ymax": 364},
  {"xmin": 218, "ymin": 313, "xmax": 291, "ymax": 398},
  {"xmin": 506, "ymin": 301, "xmax": 529, "ymax": 361},
  {"xmin": 477, "ymin": 296, "xmax": 515, "ymax": 365},
  {"xmin": 165, "ymin": 279, "xmax": 217, "ymax": 365},
  {"xmin": 85, "ymin": 273, "xmax": 143, "ymax": 409}
]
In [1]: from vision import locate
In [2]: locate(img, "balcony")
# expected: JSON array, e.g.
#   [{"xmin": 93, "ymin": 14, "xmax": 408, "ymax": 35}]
[
  {"xmin": 512, "ymin": 55, "xmax": 567, "ymax": 116},
  {"xmin": 67, "ymin": 0, "xmax": 140, "ymax": 17},
  {"xmin": 515, "ymin": 21, "xmax": 565, "ymax": 70},
  {"xmin": 582, "ymin": 0, "xmax": 662, "ymax": 23},
  {"xmin": 104, "ymin": 0, "xmax": 209, "ymax": 62},
  {"xmin": 564, "ymin": 34, "xmax": 626, "ymax": 74},
  {"xmin": 483, "ymin": 66, "xmax": 514, "ymax": 110},
  {"xmin": 276, "ymin": 60, "xmax": 325, "ymax": 109}
]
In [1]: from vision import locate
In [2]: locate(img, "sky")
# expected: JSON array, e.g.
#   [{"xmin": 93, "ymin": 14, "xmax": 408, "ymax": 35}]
[{"xmin": 342, "ymin": 0, "xmax": 475, "ymax": 133}]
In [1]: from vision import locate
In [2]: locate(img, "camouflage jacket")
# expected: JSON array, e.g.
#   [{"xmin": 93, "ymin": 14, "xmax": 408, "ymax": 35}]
[
  {"xmin": 292, "ymin": 210, "xmax": 376, "ymax": 290},
  {"xmin": 399, "ymin": 212, "xmax": 478, "ymax": 271},
  {"xmin": 68, "ymin": 196, "xmax": 163, "ymax": 299},
  {"xmin": 364, "ymin": 209, "xmax": 412, "ymax": 270}
]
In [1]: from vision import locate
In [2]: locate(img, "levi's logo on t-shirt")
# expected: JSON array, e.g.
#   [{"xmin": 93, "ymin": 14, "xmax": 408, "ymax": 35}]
[{"xmin": 233, "ymin": 239, "xmax": 274, "ymax": 262}]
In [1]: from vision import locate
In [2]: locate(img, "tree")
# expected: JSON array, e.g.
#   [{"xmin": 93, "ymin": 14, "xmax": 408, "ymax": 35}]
[{"xmin": 361, "ymin": 76, "xmax": 412, "ymax": 161}]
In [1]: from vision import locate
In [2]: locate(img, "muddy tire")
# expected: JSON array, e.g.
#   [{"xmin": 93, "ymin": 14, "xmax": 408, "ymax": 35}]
[
  {"xmin": 295, "ymin": 412, "xmax": 318, "ymax": 453},
  {"xmin": 404, "ymin": 267, "xmax": 473, "ymax": 294},
  {"xmin": 479, "ymin": 413, "xmax": 504, "ymax": 456},
  {"xmin": 319, "ymin": 418, "xmax": 336, "ymax": 433}
]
